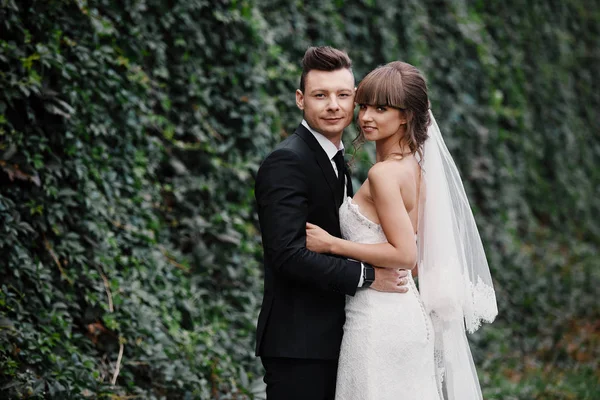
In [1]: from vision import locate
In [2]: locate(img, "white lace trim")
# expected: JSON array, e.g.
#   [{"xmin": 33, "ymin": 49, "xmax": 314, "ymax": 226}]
[
  {"xmin": 346, "ymin": 197, "xmax": 383, "ymax": 231},
  {"xmin": 465, "ymin": 277, "xmax": 498, "ymax": 333}
]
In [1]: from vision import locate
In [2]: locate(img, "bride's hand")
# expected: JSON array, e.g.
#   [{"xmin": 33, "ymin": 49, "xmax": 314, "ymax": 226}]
[{"xmin": 306, "ymin": 222, "xmax": 334, "ymax": 254}]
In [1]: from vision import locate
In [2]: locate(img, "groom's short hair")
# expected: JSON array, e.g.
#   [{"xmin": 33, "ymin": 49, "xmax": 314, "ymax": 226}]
[{"xmin": 299, "ymin": 46, "xmax": 352, "ymax": 93}]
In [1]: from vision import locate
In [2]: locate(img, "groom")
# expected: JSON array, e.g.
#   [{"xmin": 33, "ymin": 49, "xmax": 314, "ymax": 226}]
[{"xmin": 254, "ymin": 46, "xmax": 409, "ymax": 400}]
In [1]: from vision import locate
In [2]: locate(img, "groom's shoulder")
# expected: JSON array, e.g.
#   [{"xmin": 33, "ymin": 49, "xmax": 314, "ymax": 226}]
[
  {"xmin": 259, "ymin": 133, "xmax": 303, "ymax": 166},
  {"xmin": 267, "ymin": 128, "xmax": 309, "ymax": 158},
  {"xmin": 257, "ymin": 136, "xmax": 313, "ymax": 186},
  {"xmin": 275, "ymin": 129, "xmax": 307, "ymax": 151}
]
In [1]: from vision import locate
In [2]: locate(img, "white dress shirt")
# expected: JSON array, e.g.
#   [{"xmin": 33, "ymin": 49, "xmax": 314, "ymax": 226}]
[
  {"xmin": 302, "ymin": 120, "xmax": 345, "ymax": 188},
  {"xmin": 301, "ymin": 120, "xmax": 365, "ymax": 287}
]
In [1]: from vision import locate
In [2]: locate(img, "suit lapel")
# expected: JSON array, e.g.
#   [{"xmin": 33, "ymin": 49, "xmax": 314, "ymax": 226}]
[{"xmin": 295, "ymin": 125, "xmax": 341, "ymax": 207}]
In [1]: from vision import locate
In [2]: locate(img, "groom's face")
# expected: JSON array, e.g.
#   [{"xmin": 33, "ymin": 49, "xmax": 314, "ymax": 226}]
[{"xmin": 296, "ymin": 68, "xmax": 355, "ymax": 140}]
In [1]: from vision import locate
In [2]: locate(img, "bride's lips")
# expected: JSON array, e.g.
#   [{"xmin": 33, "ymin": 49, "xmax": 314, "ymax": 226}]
[{"xmin": 362, "ymin": 126, "xmax": 377, "ymax": 133}]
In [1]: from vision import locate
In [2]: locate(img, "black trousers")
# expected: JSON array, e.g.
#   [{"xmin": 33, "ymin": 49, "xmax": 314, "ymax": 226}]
[{"xmin": 261, "ymin": 357, "xmax": 339, "ymax": 400}]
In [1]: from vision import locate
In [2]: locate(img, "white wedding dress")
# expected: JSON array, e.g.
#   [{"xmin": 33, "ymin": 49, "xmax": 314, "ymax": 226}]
[{"xmin": 335, "ymin": 197, "xmax": 441, "ymax": 400}]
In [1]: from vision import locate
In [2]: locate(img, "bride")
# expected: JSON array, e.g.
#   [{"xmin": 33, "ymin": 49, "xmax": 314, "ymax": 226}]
[{"xmin": 305, "ymin": 61, "xmax": 498, "ymax": 399}]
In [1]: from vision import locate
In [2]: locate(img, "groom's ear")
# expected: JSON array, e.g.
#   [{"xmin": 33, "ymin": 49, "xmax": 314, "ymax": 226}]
[{"xmin": 296, "ymin": 89, "xmax": 304, "ymax": 110}]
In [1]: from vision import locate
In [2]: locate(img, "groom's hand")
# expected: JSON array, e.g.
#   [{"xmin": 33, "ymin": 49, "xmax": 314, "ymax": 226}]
[{"xmin": 370, "ymin": 267, "xmax": 409, "ymax": 293}]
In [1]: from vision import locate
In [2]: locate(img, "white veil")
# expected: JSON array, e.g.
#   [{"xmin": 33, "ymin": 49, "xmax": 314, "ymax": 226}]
[{"xmin": 417, "ymin": 111, "xmax": 498, "ymax": 399}]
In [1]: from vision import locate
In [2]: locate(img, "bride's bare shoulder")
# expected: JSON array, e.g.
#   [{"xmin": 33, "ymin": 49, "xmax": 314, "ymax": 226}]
[{"xmin": 367, "ymin": 158, "xmax": 417, "ymax": 186}]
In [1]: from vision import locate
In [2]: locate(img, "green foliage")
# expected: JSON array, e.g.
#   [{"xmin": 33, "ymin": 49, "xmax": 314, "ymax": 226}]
[
  {"xmin": 0, "ymin": 0, "xmax": 270, "ymax": 398},
  {"xmin": 0, "ymin": 0, "xmax": 598, "ymax": 399}
]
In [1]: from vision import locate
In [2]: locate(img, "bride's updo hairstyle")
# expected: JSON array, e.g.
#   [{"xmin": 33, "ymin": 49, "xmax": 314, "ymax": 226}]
[{"xmin": 354, "ymin": 61, "xmax": 430, "ymax": 157}]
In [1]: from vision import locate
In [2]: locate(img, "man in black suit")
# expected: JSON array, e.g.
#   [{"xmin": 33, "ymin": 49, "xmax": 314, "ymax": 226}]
[{"xmin": 254, "ymin": 46, "xmax": 409, "ymax": 400}]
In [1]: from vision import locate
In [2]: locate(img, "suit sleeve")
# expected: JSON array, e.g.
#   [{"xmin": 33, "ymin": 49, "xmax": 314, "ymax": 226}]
[{"xmin": 255, "ymin": 148, "xmax": 361, "ymax": 295}]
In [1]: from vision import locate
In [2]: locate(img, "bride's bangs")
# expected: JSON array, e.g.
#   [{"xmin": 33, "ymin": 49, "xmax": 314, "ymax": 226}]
[{"xmin": 355, "ymin": 67, "xmax": 405, "ymax": 108}]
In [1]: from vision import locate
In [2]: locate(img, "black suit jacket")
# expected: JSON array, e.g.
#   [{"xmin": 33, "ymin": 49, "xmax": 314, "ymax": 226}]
[{"xmin": 254, "ymin": 124, "xmax": 361, "ymax": 360}]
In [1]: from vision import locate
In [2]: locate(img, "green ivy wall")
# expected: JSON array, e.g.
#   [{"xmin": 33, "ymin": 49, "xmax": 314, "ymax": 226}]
[{"xmin": 0, "ymin": 0, "xmax": 598, "ymax": 399}]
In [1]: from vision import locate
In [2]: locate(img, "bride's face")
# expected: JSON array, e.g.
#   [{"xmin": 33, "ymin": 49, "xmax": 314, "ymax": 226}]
[{"xmin": 357, "ymin": 104, "xmax": 407, "ymax": 142}]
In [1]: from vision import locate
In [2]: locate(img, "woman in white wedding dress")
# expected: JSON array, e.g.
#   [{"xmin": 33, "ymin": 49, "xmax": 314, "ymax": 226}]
[{"xmin": 306, "ymin": 61, "xmax": 497, "ymax": 400}]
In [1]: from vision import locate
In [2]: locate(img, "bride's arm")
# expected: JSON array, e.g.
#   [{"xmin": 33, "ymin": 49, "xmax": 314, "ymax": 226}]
[{"xmin": 307, "ymin": 163, "xmax": 417, "ymax": 269}]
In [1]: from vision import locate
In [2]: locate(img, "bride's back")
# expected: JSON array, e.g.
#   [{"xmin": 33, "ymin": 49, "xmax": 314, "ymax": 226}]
[{"xmin": 351, "ymin": 155, "xmax": 421, "ymax": 235}]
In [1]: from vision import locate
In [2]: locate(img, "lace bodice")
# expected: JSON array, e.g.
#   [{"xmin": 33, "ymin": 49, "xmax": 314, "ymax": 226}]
[
  {"xmin": 335, "ymin": 197, "xmax": 441, "ymax": 400},
  {"xmin": 339, "ymin": 197, "xmax": 387, "ymax": 244}
]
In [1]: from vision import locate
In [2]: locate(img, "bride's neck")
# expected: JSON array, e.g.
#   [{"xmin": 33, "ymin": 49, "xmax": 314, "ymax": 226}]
[{"xmin": 375, "ymin": 138, "xmax": 411, "ymax": 162}]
